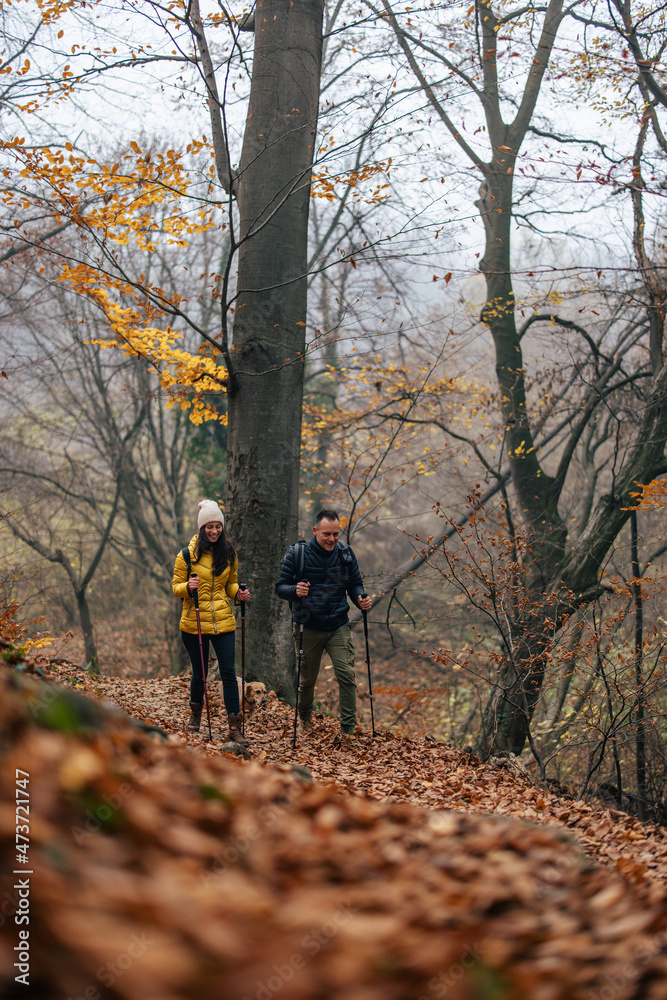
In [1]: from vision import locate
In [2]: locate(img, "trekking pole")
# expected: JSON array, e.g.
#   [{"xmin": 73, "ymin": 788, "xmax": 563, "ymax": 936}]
[
  {"xmin": 360, "ymin": 594, "xmax": 376, "ymax": 737},
  {"xmin": 292, "ymin": 623, "xmax": 304, "ymax": 750},
  {"xmin": 238, "ymin": 584, "xmax": 247, "ymax": 736},
  {"xmin": 191, "ymin": 574, "xmax": 213, "ymax": 741}
]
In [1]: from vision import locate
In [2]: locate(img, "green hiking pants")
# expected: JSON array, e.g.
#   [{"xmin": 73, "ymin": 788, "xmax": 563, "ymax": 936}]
[{"xmin": 293, "ymin": 622, "xmax": 357, "ymax": 733}]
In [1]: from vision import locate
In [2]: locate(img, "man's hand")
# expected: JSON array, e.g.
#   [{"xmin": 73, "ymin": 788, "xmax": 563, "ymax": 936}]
[
  {"xmin": 295, "ymin": 580, "xmax": 310, "ymax": 597},
  {"xmin": 358, "ymin": 594, "xmax": 372, "ymax": 612}
]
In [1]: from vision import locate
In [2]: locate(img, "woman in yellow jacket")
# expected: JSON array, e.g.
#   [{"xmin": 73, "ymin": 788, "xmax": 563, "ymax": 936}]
[{"xmin": 172, "ymin": 499, "xmax": 250, "ymax": 743}]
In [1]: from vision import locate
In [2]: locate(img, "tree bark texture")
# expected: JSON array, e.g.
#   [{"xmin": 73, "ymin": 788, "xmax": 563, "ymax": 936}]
[
  {"xmin": 478, "ymin": 596, "xmax": 561, "ymax": 756},
  {"xmin": 76, "ymin": 588, "xmax": 99, "ymax": 674},
  {"xmin": 630, "ymin": 510, "xmax": 647, "ymax": 820},
  {"xmin": 226, "ymin": 0, "xmax": 324, "ymax": 693}
]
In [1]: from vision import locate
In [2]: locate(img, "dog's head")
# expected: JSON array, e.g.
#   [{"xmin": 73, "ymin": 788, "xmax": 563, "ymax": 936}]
[{"xmin": 243, "ymin": 680, "xmax": 267, "ymax": 707}]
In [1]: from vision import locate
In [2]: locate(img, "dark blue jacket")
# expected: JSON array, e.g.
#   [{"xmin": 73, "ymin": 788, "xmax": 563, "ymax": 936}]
[{"xmin": 275, "ymin": 537, "xmax": 365, "ymax": 630}]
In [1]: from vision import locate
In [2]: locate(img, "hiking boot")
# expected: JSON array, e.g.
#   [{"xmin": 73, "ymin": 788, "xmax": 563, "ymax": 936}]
[
  {"xmin": 187, "ymin": 701, "xmax": 203, "ymax": 732},
  {"xmin": 299, "ymin": 715, "xmax": 313, "ymax": 733},
  {"xmin": 331, "ymin": 731, "xmax": 355, "ymax": 749},
  {"xmin": 227, "ymin": 712, "xmax": 250, "ymax": 748}
]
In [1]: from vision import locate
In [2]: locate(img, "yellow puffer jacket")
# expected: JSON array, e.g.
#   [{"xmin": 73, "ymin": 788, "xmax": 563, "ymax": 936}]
[{"xmin": 172, "ymin": 535, "xmax": 240, "ymax": 635}]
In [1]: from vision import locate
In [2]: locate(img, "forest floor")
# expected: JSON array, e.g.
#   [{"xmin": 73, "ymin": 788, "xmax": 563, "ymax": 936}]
[
  {"xmin": 50, "ymin": 660, "xmax": 667, "ymax": 886},
  {"xmin": 47, "ymin": 615, "xmax": 667, "ymax": 883},
  {"xmin": 4, "ymin": 623, "xmax": 667, "ymax": 999}
]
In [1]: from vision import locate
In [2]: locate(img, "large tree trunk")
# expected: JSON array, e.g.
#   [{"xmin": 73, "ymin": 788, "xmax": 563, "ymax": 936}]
[
  {"xmin": 478, "ymin": 596, "xmax": 562, "ymax": 755},
  {"xmin": 470, "ymin": 0, "xmax": 574, "ymax": 754},
  {"xmin": 226, "ymin": 0, "xmax": 324, "ymax": 693},
  {"xmin": 477, "ymin": 168, "xmax": 567, "ymax": 577}
]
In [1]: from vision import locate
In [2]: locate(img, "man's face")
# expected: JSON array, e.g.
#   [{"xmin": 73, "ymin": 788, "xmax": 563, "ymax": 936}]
[{"xmin": 313, "ymin": 518, "xmax": 340, "ymax": 551}]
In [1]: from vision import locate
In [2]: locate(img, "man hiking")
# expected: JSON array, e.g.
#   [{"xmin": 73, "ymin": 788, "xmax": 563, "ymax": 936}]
[{"xmin": 275, "ymin": 508, "xmax": 372, "ymax": 736}]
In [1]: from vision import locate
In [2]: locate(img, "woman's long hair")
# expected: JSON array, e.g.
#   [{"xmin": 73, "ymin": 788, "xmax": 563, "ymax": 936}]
[{"xmin": 195, "ymin": 526, "xmax": 236, "ymax": 575}]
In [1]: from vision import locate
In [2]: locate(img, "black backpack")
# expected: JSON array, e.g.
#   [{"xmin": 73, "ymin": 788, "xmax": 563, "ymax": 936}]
[
  {"xmin": 289, "ymin": 539, "xmax": 307, "ymax": 579},
  {"xmin": 179, "ymin": 546, "xmax": 192, "ymax": 602},
  {"xmin": 288, "ymin": 539, "xmax": 353, "ymax": 581}
]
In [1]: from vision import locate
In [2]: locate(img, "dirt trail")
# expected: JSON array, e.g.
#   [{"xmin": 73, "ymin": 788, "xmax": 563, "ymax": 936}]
[
  {"xmin": 2, "ymin": 655, "xmax": 667, "ymax": 1000},
  {"xmin": 66, "ymin": 663, "xmax": 667, "ymax": 886}
]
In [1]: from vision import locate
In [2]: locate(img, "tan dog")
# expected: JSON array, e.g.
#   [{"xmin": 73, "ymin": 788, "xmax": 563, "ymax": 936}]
[{"xmin": 236, "ymin": 677, "xmax": 266, "ymax": 719}]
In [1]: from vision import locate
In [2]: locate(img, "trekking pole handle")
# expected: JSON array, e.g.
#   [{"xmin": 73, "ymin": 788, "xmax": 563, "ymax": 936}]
[
  {"xmin": 238, "ymin": 583, "xmax": 247, "ymax": 615},
  {"xmin": 189, "ymin": 573, "xmax": 199, "ymax": 609}
]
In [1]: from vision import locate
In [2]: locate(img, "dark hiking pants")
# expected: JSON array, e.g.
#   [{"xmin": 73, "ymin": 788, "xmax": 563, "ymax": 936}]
[
  {"xmin": 182, "ymin": 630, "xmax": 239, "ymax": 713},
  {"xmin": 293, "ymin": 623, "xmax": 357, "ymax": 733}
]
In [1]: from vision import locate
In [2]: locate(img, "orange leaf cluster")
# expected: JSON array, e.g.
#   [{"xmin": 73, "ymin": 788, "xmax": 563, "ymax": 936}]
[{"xmin": 625, "ymin": 479, "xmax": 667, "ymax": 512}]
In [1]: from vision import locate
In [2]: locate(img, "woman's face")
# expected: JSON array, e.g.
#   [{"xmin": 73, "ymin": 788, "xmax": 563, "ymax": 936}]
[{"xmin": 204, "ymin": 521, "xmax": 223, "ymax": 544}]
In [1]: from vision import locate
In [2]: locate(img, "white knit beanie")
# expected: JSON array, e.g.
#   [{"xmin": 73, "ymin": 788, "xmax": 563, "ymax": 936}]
[{"xmin": 197, "ymin": 499, "xmax": 225, "ymax": 530}]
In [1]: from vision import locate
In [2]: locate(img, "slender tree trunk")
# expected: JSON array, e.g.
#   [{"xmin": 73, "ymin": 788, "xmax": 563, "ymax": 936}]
[
  {"xmin": 226, "ymin": 0, "xmax": 324, "ymax": 693},
  {"xmin": 75, "ymin": 587, "xmax": 99, "ymax": 674},
  {"xmin": 308, "ymin": 280, "xmax": 341, "ymax": 516},
  {"xmin": 630, "ymin": 510, "xmax": 647, "ymax": 819}
]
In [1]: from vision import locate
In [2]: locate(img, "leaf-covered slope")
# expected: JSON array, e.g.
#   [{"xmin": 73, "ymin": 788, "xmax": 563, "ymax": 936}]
[
  {"xmin": 83, "ymin": 666, "xmax": 667, "ymax": 885},
  {"xmin": 1, "ymin": 662, "xmax": 667, "ymax": 1000}
]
